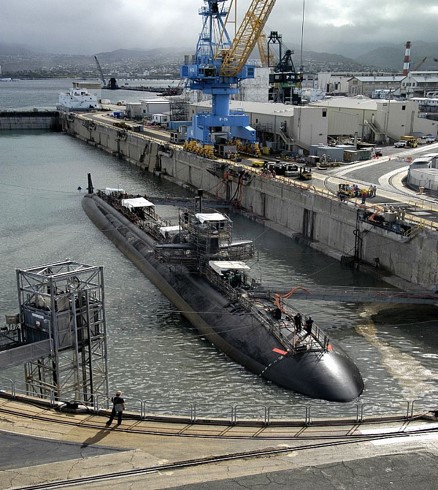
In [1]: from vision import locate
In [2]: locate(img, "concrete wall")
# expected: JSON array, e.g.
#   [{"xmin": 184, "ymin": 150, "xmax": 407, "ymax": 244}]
[
  {"xmin": 61, "ymin": 114, "xmax": 161, "ymax": 172},
  {"xmin": 158, "ymin": 149, "xmax": 438, "ymax": 290},
  {"xmin": 61, "ymin": 113, "xmax": 438, "ymax": 291},
  {"xmin": 0, "ymin": 111, "xmax": 60, "ymax": 130}
]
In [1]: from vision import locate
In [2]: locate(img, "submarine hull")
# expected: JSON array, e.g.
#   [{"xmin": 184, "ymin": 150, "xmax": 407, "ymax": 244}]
[{"xmin": 82, "ymin": 194, "xmax": 364, "ymax": 402}]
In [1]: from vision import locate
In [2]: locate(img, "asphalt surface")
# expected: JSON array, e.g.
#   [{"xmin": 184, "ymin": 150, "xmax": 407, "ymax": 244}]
[
  {"xmin": 174, "ymin": 452, "xmax": 438, "ymax": 490},
  {"xmin": 310, "ymin": 142, "xmax": 438, "ymax": 227},
  {"xmin": 0, "ymin": 430, "xmax": 125, "ymax": 470}
]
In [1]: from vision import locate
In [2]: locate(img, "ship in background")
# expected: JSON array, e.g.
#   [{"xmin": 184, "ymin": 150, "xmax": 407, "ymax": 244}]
[{"xmin": 57, "ymin": 81, "xmax": 99, "ymax": 111}]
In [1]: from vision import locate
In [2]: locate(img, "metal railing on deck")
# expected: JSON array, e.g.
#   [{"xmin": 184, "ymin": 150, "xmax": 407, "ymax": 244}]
[{"xmin": 1, "ymin": 377, "xmax": 436, "ymax": 426}]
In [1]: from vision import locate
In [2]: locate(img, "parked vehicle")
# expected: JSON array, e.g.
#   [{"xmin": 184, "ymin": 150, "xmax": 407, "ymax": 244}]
[
  {"xmin": 284, "ymin": 164, "xmax": 299, "ymax": 177},
  {"xmin": 394, "ymin": 141, "xmax": 407, "ymax": 148},
  {"xmin": 399, "ymin": 135, "xmax": 418, "ymax": 148},
  {"xmin": 298, "ymin": 166, "xmax": 312, "ymax": 180}
]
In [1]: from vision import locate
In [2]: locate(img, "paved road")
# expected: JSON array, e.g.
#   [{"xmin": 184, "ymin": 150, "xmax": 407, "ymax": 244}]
[
  {"xmin": 320, "ymin": 142, "xmax": 438, "ymax": 200},
  {"xmin": 175, "ymin": 452, "xmax": 438, "ymax": 490},
  {"xmin": 309, "ymin": 143, "xmax": 438, "ymax": 227}
]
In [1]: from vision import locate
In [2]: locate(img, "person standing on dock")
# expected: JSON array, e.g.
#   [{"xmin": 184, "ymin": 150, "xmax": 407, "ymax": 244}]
[
  {"xmin": 106, "ymin": 391, "xmax": 125, "ymax": 426},
  {"xmin": 305, "ymin": 317, "xmax": 314, "ymax": 337},
  {"xmin": 294, "ymin": 313, "xmax": 303, "ymax": 332}
]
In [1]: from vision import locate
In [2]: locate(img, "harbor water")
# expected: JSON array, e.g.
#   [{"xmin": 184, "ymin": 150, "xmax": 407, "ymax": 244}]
[
  {"xmin": 0, "ymin": 78, "xmax": 179, "ymax": 110},
  {"xmin": 1, "ymin": 80, "xmax": 437, "ymax": 418}
]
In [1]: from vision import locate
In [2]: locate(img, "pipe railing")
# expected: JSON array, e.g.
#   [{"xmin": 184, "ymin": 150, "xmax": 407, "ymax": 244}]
[{"xmin": 1, "ymin": 377, "xmax": 437, "ymax": 426}]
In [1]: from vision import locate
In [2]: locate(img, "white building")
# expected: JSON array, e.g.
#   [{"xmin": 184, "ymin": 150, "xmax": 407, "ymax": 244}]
[
  {"xmin": 317, "ymin": 72, "xmax": 403, "ymax": 97},
  {"xmin": 310, "ymin": 96, "xmax": 438, "ymax": 144},
  {"xmin": 317, "ymin": 72, "xmax": 351, "ymax": 95},
  {"xmin": 400, "ymin": 71, "xmax": 438, "ymax": 98},
  {"xmin": 125, "ymin": 102, "xmax": 142, "ymax": 119},
  {"xmin": 187, "ymin": 94, "xmax": 438, "ymax": 151},
  {"xmin": 140, "ymin": 98, "xmax": 170, "ymax": 118}
]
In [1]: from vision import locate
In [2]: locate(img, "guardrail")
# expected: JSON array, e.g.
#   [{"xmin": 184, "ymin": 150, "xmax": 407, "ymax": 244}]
[{"xmin": 1, "ymin": 377, "xmax": 436, "ymax": 426}]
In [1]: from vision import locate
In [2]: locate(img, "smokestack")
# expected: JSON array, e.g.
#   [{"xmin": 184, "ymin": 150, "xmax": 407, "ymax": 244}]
[{"xmin": 403, "ymin": 41, "xmax": 411, "ymax": 76}]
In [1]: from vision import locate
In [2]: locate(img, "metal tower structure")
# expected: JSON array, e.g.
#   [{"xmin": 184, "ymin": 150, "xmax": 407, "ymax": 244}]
[
  {"xmin": 267, "ymin": 30, "xmax": 282, "ymax": 67},
  {"xmin": 403, "ymin": 41, "xmax": 411, "ymax": 76},
  {"xmin": 268, "ymin": 31, "xmax": 303, "ymax": 104},
  {"xmin": 16, "ymin": 260, "xmax": 108, "ymax": 403},
  {"xmin": 180, "ymin": 0, "xmax": 276, "ymax": 154}
]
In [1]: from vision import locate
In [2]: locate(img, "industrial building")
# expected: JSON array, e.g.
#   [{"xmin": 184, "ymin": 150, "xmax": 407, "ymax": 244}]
[
  {"xmin": 310, "ymin": 97, "xmax": 438, "ymax": 144},
  {"xmin": 189, "ymin": 99, "xmax": 328, "ymax": 153},
  {"xmin": 400, "ymin": 71, "xmax": 438, "ymax": 98},
  {"xmin": 188, "ymin": 95, "xmax": 438, "ymax": 154},
  {"xmin": 316, "ymin": 71, "xmax": 438, "ymax": 99},
  {"xmin": 347, "ymin": 76, "xmax": 405, "ymax": 97}
]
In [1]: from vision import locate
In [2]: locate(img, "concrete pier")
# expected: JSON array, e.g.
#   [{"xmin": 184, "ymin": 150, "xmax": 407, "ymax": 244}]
[
  {"xmin": 0, "ymin": 110, "xmax": 61, "ymax": 130},
  {"xmin": 59, "ymin": 112, "xmax": 438, "ymax": 291},
  {"xmin": 1, "ymin": 395, "xmax": 437, "ymax": 489}
]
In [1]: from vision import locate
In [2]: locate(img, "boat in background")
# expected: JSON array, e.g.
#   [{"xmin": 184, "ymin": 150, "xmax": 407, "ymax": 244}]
[
  {"xmin": 58, "ymin": 86, "xmax": 98, "ymax": 111},
  {"xmin": 82, "ymin": 177, "xmax": 364, "ymax": 402}
]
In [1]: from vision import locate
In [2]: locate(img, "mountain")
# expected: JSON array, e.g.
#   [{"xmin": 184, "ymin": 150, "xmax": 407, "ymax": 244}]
[
  {"xmin": 95, "ymin": 47, "xmax": 188, "ymax": 64},
  {"xmin": 0, "ymin": 42, "xmax": 437, "ymax": 76}
]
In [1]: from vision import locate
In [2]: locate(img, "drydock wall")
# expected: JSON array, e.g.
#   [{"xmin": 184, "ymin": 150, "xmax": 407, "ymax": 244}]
[
  {"xmin": 61, "ymin": 113, "xmax": 438, "ymax": 291},
  {"xmin": 0, "ymin": 111, "xmax": 60, "ymax": 130}
]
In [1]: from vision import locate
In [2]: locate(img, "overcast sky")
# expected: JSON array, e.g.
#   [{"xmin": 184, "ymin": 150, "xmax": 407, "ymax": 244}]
[{"xmin": 1, "ymin": 0, "xmax": 437, "ymax": 57}]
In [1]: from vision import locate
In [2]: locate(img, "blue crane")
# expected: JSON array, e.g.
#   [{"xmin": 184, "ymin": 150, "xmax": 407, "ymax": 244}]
[{"xmin": 180, "ymin": 0, "xmax": 276, "ymax": 156}]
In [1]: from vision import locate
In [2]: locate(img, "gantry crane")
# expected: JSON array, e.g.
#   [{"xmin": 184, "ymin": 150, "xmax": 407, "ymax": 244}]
[{"xmin": 180, "ymin": 0, "xmax": 276, "ymax": 156}]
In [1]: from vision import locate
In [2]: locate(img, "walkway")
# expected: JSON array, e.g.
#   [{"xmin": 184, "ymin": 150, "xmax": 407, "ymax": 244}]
[
  {"xmin": 1, "ymin": 396, "xmax": 437, "ymax": 489},
  {"xmin": 270, "ymin": 286, "xmax": 438, "ymax": 304}
]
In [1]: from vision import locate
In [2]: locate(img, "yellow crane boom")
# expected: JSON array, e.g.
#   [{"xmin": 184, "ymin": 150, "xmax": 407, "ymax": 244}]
[
  {"xmin": 220, "ymin": 0, "xmax": 276, "ymax": 77},
  {"xmin": 257, "ymin": 30, "xmax": 270, "ymax": 67}
]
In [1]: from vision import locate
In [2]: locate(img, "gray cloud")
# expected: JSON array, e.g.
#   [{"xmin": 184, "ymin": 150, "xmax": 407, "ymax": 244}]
[{"xmin": 0, "ymin": 0, "xmax": 436, "ymax": 56}]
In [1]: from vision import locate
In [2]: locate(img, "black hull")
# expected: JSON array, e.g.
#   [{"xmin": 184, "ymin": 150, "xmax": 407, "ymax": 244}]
[{"xmin": 82, "ymin": 194, "xmax": 364, "ymax": 402}]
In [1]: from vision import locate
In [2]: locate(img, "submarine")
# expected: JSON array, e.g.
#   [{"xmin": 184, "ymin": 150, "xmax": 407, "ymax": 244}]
[{"xmin": 82, "ymin": 176, "xmax": 364, "ymax": 402}]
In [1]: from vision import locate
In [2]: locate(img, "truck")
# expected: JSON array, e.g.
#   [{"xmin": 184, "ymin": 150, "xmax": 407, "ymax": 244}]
[
  {"xmin": 151, "ymin": 113, "xmax": 169, "ymax": 126},
  {"xmin": 399, "ymin": 135, "xmax": 418, "ymax": 148}
]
